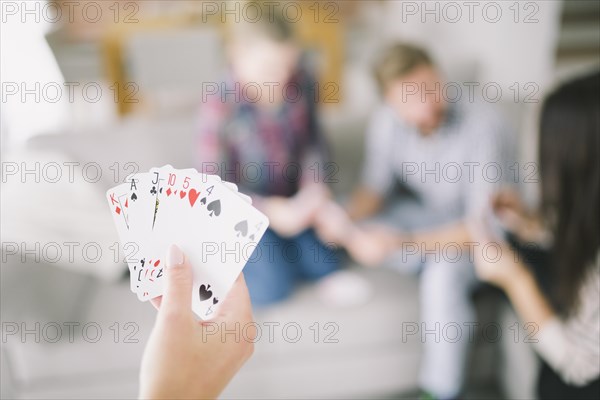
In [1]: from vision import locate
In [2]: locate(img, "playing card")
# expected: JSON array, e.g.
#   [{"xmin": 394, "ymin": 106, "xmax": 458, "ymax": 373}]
[
  {"xmin": 106, "ymin": 181, "xmax": 142, "ymax": 292},
  {"xmin": 106, "ymin": 166, "xmax": 268, "ymax": 314},
  {"xmin": 221, "ymin": 181, "xmax": 252, "ymax": 205},
  {"xmin": 121, "ymin": 172, "xmax": 155, "ymax": 293},
  {"xmin": 137, "ymin": 167, "xmax": 222, "ymax": 300},
  {"xmin": 155, "ymin": 177, "xmax": 268, "ymax": 318},
  {"xmin": 106, "ymin": 183, "xmax": 131, "ymax": 230}
]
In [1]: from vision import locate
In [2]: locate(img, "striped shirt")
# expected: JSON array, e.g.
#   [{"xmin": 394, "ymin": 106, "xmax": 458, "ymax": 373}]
[
  {"xmin": 534, "ymin": 255, "xmax": 600, "ymax": 386},
  {"xmin": 195, "ymin": 62, "xmax": 327, "ymax": 198}
]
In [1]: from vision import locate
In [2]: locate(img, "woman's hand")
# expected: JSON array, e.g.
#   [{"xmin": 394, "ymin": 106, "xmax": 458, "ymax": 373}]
[
  {"xmin": 469, "ymin": 215, "xmax": 529, "ymax": 290},
  {"xmin": 139, "ymin": 245, "xmax": 255, "ymax": 400},
  {"xmin": 492, "ymin": 189, "xmax": 549, "ymax": 244},
  {"xmin": 469, "ymin": 209, "xmax": 555, "ymax": 332}
]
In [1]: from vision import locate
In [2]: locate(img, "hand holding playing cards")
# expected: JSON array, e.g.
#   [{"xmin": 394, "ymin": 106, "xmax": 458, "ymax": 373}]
[
  {"xmin": 106, "ymin": 165, "xmax": 269, "ymax": 318},
  {"xmin": 140, "ymin": 245, "xmax": 255, "ymax": 400}
]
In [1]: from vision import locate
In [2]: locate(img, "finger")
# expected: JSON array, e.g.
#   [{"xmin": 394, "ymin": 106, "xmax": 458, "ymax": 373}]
[
  {"xmin": 497, "ymin": 208, "xmax": 522, "ymax": 230},
  {"xmin": 150, "ymin": 296, "xmax": 162, "ymax": 310},
  {"xmin": 493, "ymin": 189, "xmax": 520, "ymax": 211},
  {"xmin": 214, "ymin": 274, "xmax": 253, "ymax": 324},
  {"xmin": 158, "ymin": 244, "xmax": 193, "ymax": 318}
]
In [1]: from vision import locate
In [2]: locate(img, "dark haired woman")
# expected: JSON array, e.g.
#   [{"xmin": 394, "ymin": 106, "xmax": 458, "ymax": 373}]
[{"xmin": 471, "ymin": 71, "xmax": 600, "ymax": 399}]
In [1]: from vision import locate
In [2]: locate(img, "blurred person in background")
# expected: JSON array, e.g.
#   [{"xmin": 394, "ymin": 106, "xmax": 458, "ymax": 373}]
[
  {"xmin": 471, "ymin": 71, "xmax": 600, "ymax": 399},
  {"xmin": 196, "ymin": 3, "xmax": 338, "ymax": 306},
  {"xmin": 315, "ymin": 43, "xmax": 515, "ymax": 400}
]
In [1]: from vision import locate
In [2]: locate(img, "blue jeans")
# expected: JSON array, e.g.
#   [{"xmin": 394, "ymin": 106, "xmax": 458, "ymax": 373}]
[{"xmin": 243, "ymin": 228, "xmax": 340, "ymax": 306}]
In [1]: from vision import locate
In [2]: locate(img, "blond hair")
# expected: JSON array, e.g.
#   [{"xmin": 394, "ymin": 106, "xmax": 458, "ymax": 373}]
[
  {"xmin": 227, "ymin": 2, "xmax": 295, "ymax": 45},
  {"xmin": 374, "ymin": 43, "xmax": 433, "ymax": 92}
]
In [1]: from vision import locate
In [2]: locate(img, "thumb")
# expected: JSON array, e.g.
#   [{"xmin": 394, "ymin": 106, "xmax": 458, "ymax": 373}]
[
  {"xmin": 158, "ymin": 244, "xmax": 193, "ymax": 318},
  {"xmin": 214, "ymin": 274, "xmax": 253, "ymax": 324}
]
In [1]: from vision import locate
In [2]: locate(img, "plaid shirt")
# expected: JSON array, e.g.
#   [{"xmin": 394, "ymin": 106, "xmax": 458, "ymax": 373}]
[{"xmin": 196, "ymin": 63, "xmax": 328, "ymax": 198}]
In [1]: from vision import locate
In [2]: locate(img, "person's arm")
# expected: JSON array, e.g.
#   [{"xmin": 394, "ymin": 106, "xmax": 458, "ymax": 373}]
[
  {"xmin": 410, "ymin": 221, "xmax": 471, "ymax": 250},
  {"xmin": 346, "ymin": 185, "xmax": 385, "ymax": 220},
  {"xmin": 341, "ymin": 220, "xmax": 472, "ymax": 267},
  {"xmin": 481, "ymin": 250, "xmax": 600, "ymax": 385},
  {"xmin": 471, "ymin": 220, "xmax": 600, "ymax": 386},
  {"xmin": 532, "ymin": 303, "xmax": 600, "ymax": 386},
  {"xmin": 139, "ymin": 245, "xmax": 254, "ymax": 399},
  {"xmin": 527, "ymin": 261, "xmax": 600, "ymax": 386},
  {"xmin": 343, "ymin": 218, "xmax": 471, "ymax": 261},
  {"xmin": 502, "ymin": 267, "xmax": 555, "ymax": 334},
  {"xmin": 469, "ymin": 215, "xmax": 555, "ymax": 328}
]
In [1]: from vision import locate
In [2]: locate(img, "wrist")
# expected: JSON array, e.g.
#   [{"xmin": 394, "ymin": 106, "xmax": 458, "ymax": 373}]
[
  {"xmin": 343, "ymin": 225, "xmax": 361, "ymax": 247},
  {"xmin": 503, "ymin": 264, "xmax": 534, "ymax": 295}
]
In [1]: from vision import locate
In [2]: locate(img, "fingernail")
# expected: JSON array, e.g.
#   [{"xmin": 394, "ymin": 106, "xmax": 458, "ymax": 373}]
[{"xmin": 167, "ymin": 244, "xmax": 184, "ymax": 268}]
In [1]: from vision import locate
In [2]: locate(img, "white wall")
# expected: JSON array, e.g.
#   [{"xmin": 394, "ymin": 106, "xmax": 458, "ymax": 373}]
[{"xmin": 381, "ymin": 0, "xmax": 563, "ymax": 92}]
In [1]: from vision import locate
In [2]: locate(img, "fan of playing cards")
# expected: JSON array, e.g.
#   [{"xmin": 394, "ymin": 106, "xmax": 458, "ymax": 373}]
[{"xmin": 106, "ymin": 165, "xmax": 269, "ymax": 319}]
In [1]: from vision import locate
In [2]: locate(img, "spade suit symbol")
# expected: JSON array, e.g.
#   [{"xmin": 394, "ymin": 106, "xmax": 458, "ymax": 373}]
[
  {"xmin": 199, "ymin": 284, "xmax": 213, "ymax": 301},
  {"xmin": 207, "ymin": 200, "xmax": 221, "ymax": 217},
  {"xmin": 234, "ymin": 220, "xmax": 248, "ymax": 237}
]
